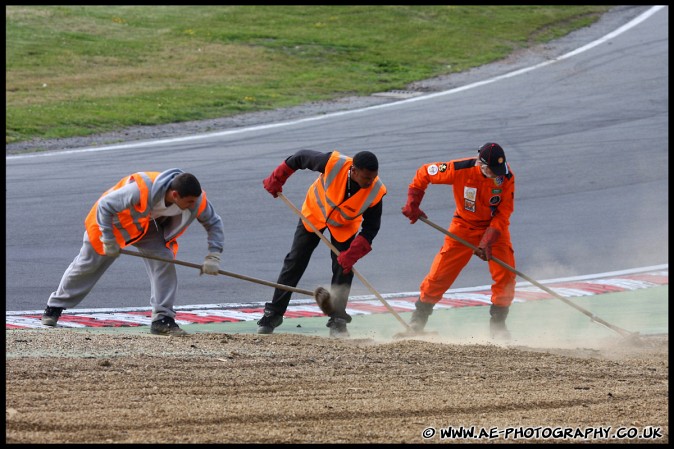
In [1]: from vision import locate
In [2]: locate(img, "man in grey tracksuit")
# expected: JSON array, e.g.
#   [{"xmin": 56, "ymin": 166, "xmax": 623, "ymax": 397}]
[{"xmin": 41, "ymin": 168, "xmax": 225, "ymax": 335}]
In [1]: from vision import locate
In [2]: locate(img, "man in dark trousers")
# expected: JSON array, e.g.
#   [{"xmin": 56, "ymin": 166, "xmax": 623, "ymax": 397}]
[{"xmin": 259, "ymin": 150, "xmax": 386, "ymax": 338}]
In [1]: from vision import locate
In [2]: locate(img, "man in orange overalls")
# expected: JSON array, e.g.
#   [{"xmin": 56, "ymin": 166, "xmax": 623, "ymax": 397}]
[{"xmin": 401, "ymin": 143, "xmax": 516, "ymax": 339}]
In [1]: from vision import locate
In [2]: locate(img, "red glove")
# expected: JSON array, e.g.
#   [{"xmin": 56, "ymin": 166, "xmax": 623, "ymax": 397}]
[
  {"xmin": 474, "ymin": 227, "xmax": 501, "ymax": 261},
  {"xmin": 401, "ymin": 187, "xmax": 427, "ymax": 224},
  {"xmin": 263, "ymin": 161, "xmax": 296, "ymax": 197},
  {"xmin": 337, "ymin": 235, "xmax": 372, "ymax": 274}
]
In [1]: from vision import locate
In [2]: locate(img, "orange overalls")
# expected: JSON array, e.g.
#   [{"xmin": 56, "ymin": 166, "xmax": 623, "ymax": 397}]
[{"xmin": 411, "ymin": 157, "xmax": 516, "ymax": 307}]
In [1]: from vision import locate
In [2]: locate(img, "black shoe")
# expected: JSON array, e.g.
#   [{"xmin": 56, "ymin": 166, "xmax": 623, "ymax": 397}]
[
  {"xmin": 327, "ymin": 317, "xmax": 349, "ymax": 338},
  {"xmin": 409, "ymin": 299, "xmax": 434, "ymax": 332},
  {"xmin": 41, "ymin": 306, "xmax": 64, "ymax": 326},
  {"xmin": 257, "ymin": 309, "xmax": 283, "ymax": 334},
  {"xmin": 489, "ymin": 305, "xmax": 511, "ymax": 340},
  {"xmin": 150, "ymin": 316, "xmax": 188, "ymax": 336},
  {"xmin": 490, "ymin": 320, "xmax": 511, "ymax": 340}
]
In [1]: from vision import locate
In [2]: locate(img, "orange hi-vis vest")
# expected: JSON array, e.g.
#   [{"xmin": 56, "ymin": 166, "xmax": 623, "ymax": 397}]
[
  {"xmin": 85, "ymin": 172, "xmax": 208, "ymax": 257},
  {"xmin": 301, "ymin": 151, "xmax": 386, "ymax": 242}
]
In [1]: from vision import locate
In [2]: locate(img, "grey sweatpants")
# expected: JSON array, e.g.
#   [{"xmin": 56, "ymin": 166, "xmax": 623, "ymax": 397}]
[{"xmin": 47, "ymin": 224, "xmax": 179, "ymax": 322}]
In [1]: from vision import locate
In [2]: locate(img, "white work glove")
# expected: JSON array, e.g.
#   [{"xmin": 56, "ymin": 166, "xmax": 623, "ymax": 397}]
[
  {"xmin": 101, "ymin": 238, "xmax": 120, "ymax": 258},
  {"xmin": 200, "ymin": 252, "xmax": 221, "ymax": 276}
]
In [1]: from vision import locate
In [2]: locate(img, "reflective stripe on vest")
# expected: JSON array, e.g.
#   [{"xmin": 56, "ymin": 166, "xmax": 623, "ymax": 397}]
[
  {"xmin": 310, "ymin": 154, "xmax": 348, "ymax": 225},
  {"xmin": 111, "ymin": 172, "xmax": 154, "ymax": 243},
  {"xmin": 85, "ymin": 172, "xmax": 159, "ymax": 255}
]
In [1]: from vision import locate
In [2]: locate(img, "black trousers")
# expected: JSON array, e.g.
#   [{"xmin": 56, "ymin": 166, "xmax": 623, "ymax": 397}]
[{"xmin": 265, "ymin": 219, "xmax": 354, "ymax": 320}]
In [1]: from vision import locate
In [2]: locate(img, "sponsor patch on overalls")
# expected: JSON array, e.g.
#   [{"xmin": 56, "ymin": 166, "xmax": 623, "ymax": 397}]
[{"xmin": 464, "ymin": 186, "xmax": 477, "ymax": 201}]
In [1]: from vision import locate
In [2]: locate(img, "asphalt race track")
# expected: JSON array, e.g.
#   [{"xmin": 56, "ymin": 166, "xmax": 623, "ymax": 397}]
[{"xmin": 5, "ymin": 6, "xmax": 667, "ymax": 314}]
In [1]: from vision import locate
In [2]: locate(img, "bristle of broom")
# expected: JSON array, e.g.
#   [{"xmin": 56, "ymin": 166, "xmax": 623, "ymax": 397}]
[{"xmin": 314, "ymin": 287, "xmax": 330, "ymax": 302}]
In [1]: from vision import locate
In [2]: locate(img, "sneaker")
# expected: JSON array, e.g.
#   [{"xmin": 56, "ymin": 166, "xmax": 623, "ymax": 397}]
[
  {"xmin": 41, "ymin": 306, "xmax": 64, "ymax": 326},
  {"xmin": 257, "ymin": 309, "xmax": 283, "ymax": 334},
  {"xmin": 409, "ymin": 299, "xmax": 434, "ymax": 332},
  {"xmin": 327, "ymin": 317, "xmax": 349, "ymax": 338},
  {"xmin": 150, "ymin": 316, "xmax": 188, "ymax": 336}
]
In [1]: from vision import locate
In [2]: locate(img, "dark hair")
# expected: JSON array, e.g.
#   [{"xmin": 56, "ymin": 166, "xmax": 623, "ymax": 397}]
[
  {"xmin": 353, "ymin": 151, "xmax": 378, "ymax": 171},
  {"xmin": 170, "ymin": 173, "xmax": 202, "ymax": 197}
]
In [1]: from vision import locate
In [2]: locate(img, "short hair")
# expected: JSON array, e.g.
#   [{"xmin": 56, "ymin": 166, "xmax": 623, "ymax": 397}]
[
  {"xmin": 353, "ymin": 151, "xmax": 378, "ymax": 171},
  {"xmin": 170, "ymin": 173, "xmax": 202, "ymax": 197}
]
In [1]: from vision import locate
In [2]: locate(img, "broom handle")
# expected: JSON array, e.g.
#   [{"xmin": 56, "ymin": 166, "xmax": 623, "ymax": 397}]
[
  {"xmin": 119, "ymin": 249, "xmax": 314, "ymax": 296},
  {"xmin": 418, "ymin": 216, "xmax": 638, "ymax": 339},
  {"xmin": 277, "ymin": 193, "xmax": 413, "ymax": 331}
]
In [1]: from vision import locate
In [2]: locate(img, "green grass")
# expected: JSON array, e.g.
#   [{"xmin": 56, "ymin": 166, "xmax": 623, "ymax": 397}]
[{"xmin": 6, "ymin": 5, "xmax": 613, "ymax": 144}]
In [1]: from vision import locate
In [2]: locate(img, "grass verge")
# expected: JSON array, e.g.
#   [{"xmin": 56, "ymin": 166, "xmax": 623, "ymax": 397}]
[{"xmin": 6, "ymin": 6, "xmax": 612, "ymax": 144}]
